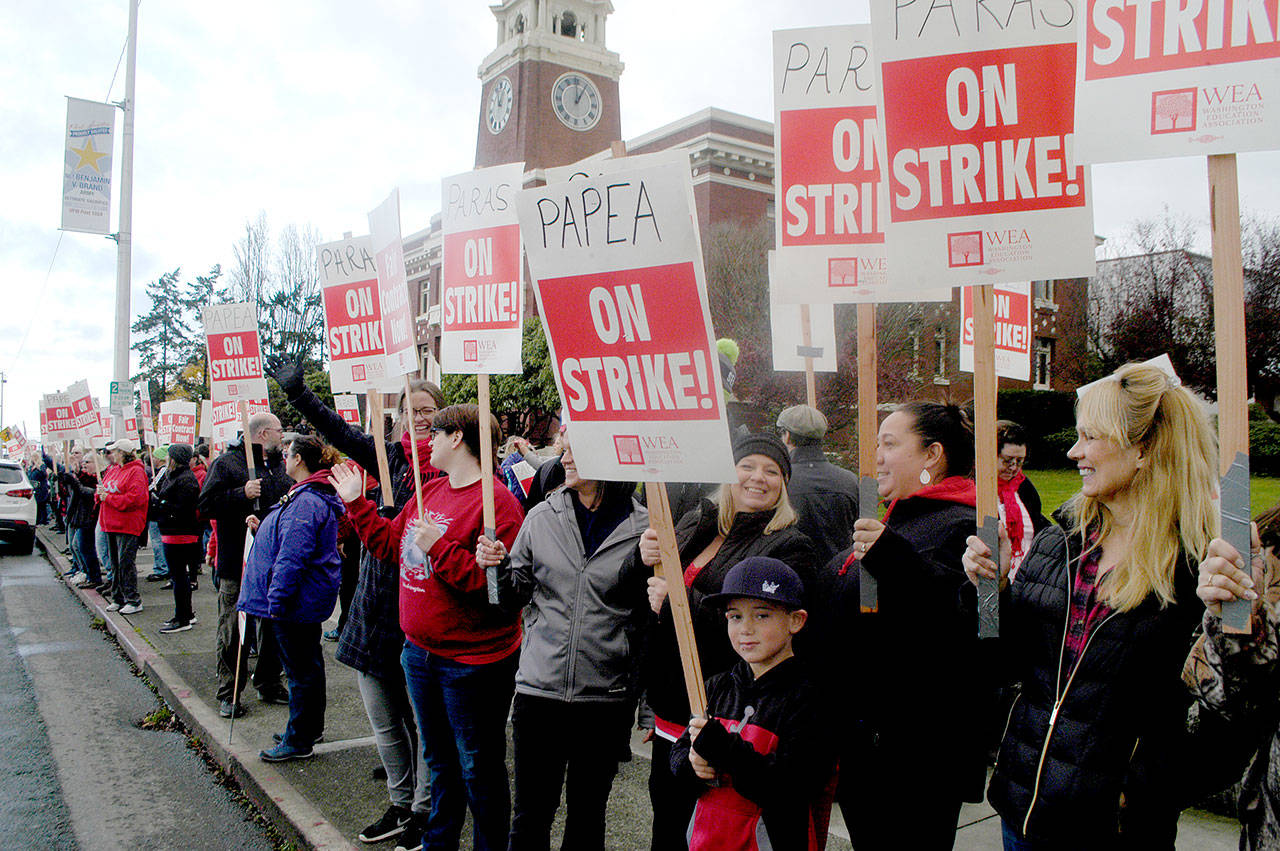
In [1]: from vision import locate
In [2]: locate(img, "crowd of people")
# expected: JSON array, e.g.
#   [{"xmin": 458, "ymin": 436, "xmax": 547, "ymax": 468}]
[{"xmin": 19, "ymin": 357, "xmax": 1280, "ymax": 851}]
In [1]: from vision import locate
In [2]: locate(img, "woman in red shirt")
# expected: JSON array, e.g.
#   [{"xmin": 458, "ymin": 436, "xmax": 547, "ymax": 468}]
[
  {"xmin": 97, "ymin": 438, "xmax": 150, "ymax": 614},
  {"xmin": 331, "ymin": 404, "xmax": 524, "ymax": 851}
]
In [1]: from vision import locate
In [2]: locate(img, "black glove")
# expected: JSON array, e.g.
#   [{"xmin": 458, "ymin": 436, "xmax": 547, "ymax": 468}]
[{"xmin": 265, "ymin": 356, "xmax": 306, "ymax": 397}]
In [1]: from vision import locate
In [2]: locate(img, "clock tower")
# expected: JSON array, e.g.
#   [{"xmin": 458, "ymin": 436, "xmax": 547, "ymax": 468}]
[{"xmin": 475, "ymin": 0, "xmax": 623, "ymax": 171}]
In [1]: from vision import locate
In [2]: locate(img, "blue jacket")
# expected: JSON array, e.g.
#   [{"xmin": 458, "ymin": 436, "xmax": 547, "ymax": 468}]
[{"xmin": 238, "ymin": 473, "xmax": 345, "ymax": 623}]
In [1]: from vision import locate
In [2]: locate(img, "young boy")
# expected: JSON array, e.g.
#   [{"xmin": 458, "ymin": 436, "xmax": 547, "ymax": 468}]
[{"xmin": 670, "ymin": 556, "xmax": 832, "ymax": 851}]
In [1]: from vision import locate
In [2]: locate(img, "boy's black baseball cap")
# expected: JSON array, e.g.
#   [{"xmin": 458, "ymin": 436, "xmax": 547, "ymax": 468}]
[{"xmin": 705, "ymin": 556, "xmax": 804, "ymax": 610}]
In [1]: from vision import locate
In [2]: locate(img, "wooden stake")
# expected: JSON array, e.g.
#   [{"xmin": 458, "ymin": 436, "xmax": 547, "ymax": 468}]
[
  {"xmin": 800, "ymin": 304, "xmax": 817, "ymax": 409},
  {"xmin": 973, "ymin": 285, "xmax": 1000, "ymax": 638},
  {"xmin": 367, "ymin": 392, "xmax": 396, "ymax": 507},
  {"xmin": 404, "ymin": 375, "xmax": 425, "ymax": 522},
  {"xmin": 646, "ymin": 481, "xmax": 708, "ymax": 718},
  {"xmin": 477, "ymin": 372, "xmax": 499, "ymax": 604},
  {"xmin": 857, "ymin": 303, "xmax": 880, "ymax": 613},
  {"xmin": 1209, "ymin": 153, "xmax": 1252, "ymax": 634}
]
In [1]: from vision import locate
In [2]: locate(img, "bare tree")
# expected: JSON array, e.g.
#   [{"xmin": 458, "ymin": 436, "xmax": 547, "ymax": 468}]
[
  {"xmin": 230, "ymin": 211, "xmax": 272, "ymax": 308},
  {"xmin": 263, "ymin": 223, "xmax": 325, "ymax": 364}
]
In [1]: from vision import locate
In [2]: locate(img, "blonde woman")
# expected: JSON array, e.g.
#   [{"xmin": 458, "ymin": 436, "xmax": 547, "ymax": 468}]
[{"xmin": 964, "ymin": 362, "xmax": 1218, "ymax": 849}]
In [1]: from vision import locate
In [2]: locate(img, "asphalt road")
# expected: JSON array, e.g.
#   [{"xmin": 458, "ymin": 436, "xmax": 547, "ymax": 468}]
[{"xmin": 0, "ymin": 545, "xmax": 277, "ymax": 851}]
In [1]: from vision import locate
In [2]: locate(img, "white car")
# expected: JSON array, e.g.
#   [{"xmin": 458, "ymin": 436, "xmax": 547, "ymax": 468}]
[{"xmin": 0, "ymin": 459, "xmax": 37, "ymax": 554}]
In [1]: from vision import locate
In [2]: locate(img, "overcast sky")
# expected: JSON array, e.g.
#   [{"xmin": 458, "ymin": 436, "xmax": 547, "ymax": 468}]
[{"xmin": 3, "ymin": 0, "xmax": 1278, "ymax": 436}]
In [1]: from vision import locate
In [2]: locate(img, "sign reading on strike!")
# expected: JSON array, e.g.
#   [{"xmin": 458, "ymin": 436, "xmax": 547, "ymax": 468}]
[
  {"xmin": 368, "ymin": 190, "xmax": 418, "ymax": 379},
  {"xmin": 334, "ymin": 395, "xmax": 361, "ymax": 427},
  {"xmin": 43, "ymin": 393, "xmax": 76, "ymax": 442},
  {"xmin": 518, "ymin": 157, "xmax": 735, "ymax": 484},
  {"xmin": 66, "ymin": 380, "xmax": 97, "ymax": 438},
  {"xmin": 441, "ymin": 163, "xmax": 525, "ymax": 375},
  {"xmin": 959, "ymin": 281, "xmax": 1033, "ymax": 380},
  {"xmin": 158, "ymin": 401, "xmax": 198, "ymax": 446},
  {"xmin": 1074, "ymin": 0, "xmax": 1280, "ymax": 160},
  {"xmin": 319, "ymin": 234, "xmax": 389, "ymax": 392},
  {"xmin": 210, "ymin": 398, "xmax": 269, "ymax": 443},
  {"xmin": 203, "ymin": 303, "xmax": 268, "ymax": 402},
  {"xmin": 869, "ymin": 0, "xmax": 1097, "ymax": 290}
]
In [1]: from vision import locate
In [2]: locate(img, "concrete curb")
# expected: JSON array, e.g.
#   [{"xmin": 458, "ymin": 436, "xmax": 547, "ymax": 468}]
[{"xmin": 36, "ymin": 529, "xmax": 355, "ymax": 851}]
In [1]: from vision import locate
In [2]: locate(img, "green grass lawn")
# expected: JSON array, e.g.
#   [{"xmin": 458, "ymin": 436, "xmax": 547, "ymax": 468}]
[{"xmin": 1027, "ymin": 468, "xmax": 1280, "ymax": 518}]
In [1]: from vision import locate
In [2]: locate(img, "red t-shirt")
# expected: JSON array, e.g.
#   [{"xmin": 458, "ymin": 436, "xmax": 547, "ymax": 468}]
[{"xmin": 347, "ymin": 475, "xmax": 524, "ymax": 665}]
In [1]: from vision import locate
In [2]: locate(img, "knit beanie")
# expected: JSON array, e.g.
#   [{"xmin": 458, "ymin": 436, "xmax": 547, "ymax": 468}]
[{"xmin": 732, "ymin": 432, "xmax": 791, "ymax": 481}]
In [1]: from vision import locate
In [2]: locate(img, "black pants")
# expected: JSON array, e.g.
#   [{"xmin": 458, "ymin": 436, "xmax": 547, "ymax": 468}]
[
  {"xmin": 215, "ymin": 578, "xmax": 285, "ymax": 703},
  {"xmin": 162, "ymin": 541, "xmax": 201, "ymax": 624},
  {"xmin": 509, "ymin": 694, "xmax": 633, "ymax": 851},
  {"xmin": 648, "ymin": 735, "xmax": 696, "ymax": 851},
  {"xmin": 836, "ymin": 746, "xmax": 963, "ymax": 851},
  {"xmin": 272, "ymin": 620, "xmax": 326, "ymax": 749}
]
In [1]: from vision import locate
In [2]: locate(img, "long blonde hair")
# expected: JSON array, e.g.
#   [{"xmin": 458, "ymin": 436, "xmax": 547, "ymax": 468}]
[
  {"xmin": 1066, "ymin": 362, "xmax": 1218, "ymax": 611},
  {"xmin": 715, "ymin": 481, "xmax": 798, "ymax": 537}
]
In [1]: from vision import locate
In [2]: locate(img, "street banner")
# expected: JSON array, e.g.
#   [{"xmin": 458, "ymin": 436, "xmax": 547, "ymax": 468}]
[
  {"xmin": 772, "ymin": 25, "xmax": 895, "ymax": 304},
  {"xmin": 200, "ymin": 400, "xmax": 214, "ymax": 439},
  {"xmin": 769, "ymin": 252, "xmax": 838, "ymax": 372},
  {"xmin": 158, "ymin": 401, "xmax": 198, "ymax": 446},
  {"xmin": 440, "ymin": 163, "xmax": 525, "ymax": 374},
  {"xmin": 368, "ymin": 190, "xmax": 419, "ymax": 378},
  {"xmin": 319, "ymin": 235, "xmax": 390, "ymax": 392},
  {"xmin": 335, "ymin": 394, "xmax": 361, "ymax": 427},
  {"xmin": 959, "ymin": 282, "xmax": 1032, "ymax": 380},
  {"xmin": 210, "ymin": 399, "xmax": 269, "ymax": 443},
  {"xmin": 869, "ymin": 0, "xmax": 1097, "ymax": 290},
  {"xmin": 203, "ymin": 303, "xmax": 268, "ymax": 402},
  {"xmin": 61, "ymin": 97, "xmax": 115, "ymax": 235},
  {"xmin": 517, "ymin": 157, "xmax": 736, "ymax": 483},
  {"xmin": 109, "ymin": 379, "xmax": 134, "ymax": 414},
  {"xmin": 1074, "ymin": 0, "xmax": 1280, "ymax": 162},
  {"xmin": 44, "ymin": 393, "xmax": 78, "ymax": 442},
  {"xmin": 66, "ymin": 380, "xmax": 96, "ymax": 438}
]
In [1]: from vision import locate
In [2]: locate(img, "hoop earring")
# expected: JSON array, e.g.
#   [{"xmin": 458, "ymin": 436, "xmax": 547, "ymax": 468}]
[{"xmin": 919, "ymin": 469, "xmax": 932, "ymax": 485}]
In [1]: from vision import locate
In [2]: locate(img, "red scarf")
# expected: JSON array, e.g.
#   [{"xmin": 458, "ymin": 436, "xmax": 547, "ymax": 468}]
[
  {"xmin": 399, "ymin": 430, "xmax": 442, "ymax": 480},
  {"xmin": 839, "ymin": 476, "xmax": 976, "ymax": 575},
  {"xmin": 998, "ymin": 471, "xmax": 1028, "ymax": 559}
]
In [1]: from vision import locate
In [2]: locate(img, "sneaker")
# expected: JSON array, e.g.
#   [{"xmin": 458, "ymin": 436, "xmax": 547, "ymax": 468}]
[
  {"xmin": 394, "ymin": 817, "xmax": 426, "ymax": 851},
  {"xmin": 119, "ymin": 603, "xmax": 143, "ymax": 615},
  {"xmin": 159, "ymin": 619, "xmax": 192, "ymax": 634},
  {"xmin": 273, "ymin": 731, "xmax": 324, "ymax": 745},
  {"xmin": 323, "ymin": 628, "xmax": 340, "ymax": 641},
  {"xmin": 358, "ymin": 805, "xmax": 412, "ymax": 843},
  {"xmin": 189, "ymin": 615, "xmax": 199, "ymax": 625},
  {"xmin": 160, "ymin": 581, "xmax": 173, "ymax": 590},
  {"xmin": 190, "ymin": 580, "xmax": 198, "ymax": 592},
  {"xmin": 258, "ymin": 688, "xmax": 290, "ymax": 706},
  {"xmin": 105, "ymin": 602, "xmax": 121, "ymax": 612},
  {"xmin": 259, "ymin": 742, "xmax": 314, "ymax": 763},
  {"xmin": 218, "ymin": 700, "xmax": 247, "ymax": 719},
  {"xmin": 75, "ymin": 578, "xmax": 98, "ymax": 589},
  {"xmin": 144, "ymin": 573, "xmax": 168, "ymax": 582}
]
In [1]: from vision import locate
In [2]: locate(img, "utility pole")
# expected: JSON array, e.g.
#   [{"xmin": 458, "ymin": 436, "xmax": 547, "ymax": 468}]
[
  {"xmin": 112, "ymin": 0, "xmax": 139, "ymax": 434},
  {"xmin": 1, "ymin": 372, "xmax": 6, "ymax": 428}
]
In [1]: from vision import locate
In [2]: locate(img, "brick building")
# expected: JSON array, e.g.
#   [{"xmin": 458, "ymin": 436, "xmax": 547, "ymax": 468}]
[{"xmin": 403, "ymin": 0, "xmax": 1090, "ymax": 396}]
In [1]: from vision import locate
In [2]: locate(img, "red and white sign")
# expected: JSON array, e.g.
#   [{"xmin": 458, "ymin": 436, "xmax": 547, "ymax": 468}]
[
  {"xmin": 870, "ymin": 2, "xmax": 1097, "ymax": 290},
  {"xmin": 1075, "ymin": 0, "xmax": 1280, "ymax": 160},
  {"xmin": 123, "ymin": 413, "xmax": 138, "ymax": 437},
  {"xmin": 518, "ymin": 157, "xmax": 736, "ymax": 483},
  {"xmin": 319, "ymin": 235, "xmax": 390, "ymax": 392},
  {"xmin": 959, "ymin": 282, "xmax": 1033, "ymax": 381},
  {"xmin": 43, "ymin": 393, "xmax": 78, "ymax": 442},
  {"xmin": 158, "ymin": 401, "xmax": 198, "ymax": 446},
  {"xmin": 203, "ymin": 302, "xmax": 268, "ymax": 402},
  {"xmin": 441, "ymin": 163, "xmax": 525, "ymax": 374},
  {"xmin": 209, "ymin": 398, "xmax": 269, "ymax": 443},
  {"xmin": 334, "ymin": 394, "xmax": 361, "ymax": 427},
  {"xmin": 139, "ymin": 396, "xmax": 156, "ymax": 445},
  {"xmin": 767, "ymin": 252, "xmax": 838, "ymax": 373},
  {"xmin": 66, "ymin": 380, "xmax": 97, "ymax": 439},
  {"xmin": 368, "ymin": 190, "xmax": 418, "ymax": 379}
]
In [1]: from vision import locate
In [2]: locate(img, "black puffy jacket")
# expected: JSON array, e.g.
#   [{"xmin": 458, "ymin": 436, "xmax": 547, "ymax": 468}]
[
  {"xmin": 988, "ymin": 523, "xmax": 1203, "ymax": 845},
  {"xmin": 786, "ymin": 445, "xmax": 859, "ymax": 568}
]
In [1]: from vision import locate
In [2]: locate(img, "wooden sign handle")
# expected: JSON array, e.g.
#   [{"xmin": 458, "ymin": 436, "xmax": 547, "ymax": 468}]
[
  {"xmin": 646, "ymin": 481, "xmax": 708, "ymax": 718},
  {"xmin": 856, "ymin": 303, "xmax": 880, "ymax": 613},
  {"xmin": 403, "ymin": 375, "xmax": 426, "ymax": 522},
  {"xmin": 477, "ymin": 373, "xmax": 500, "ymax": 604},
  {"xmin": 972, "ymin": 285, "xmax": 1000, "ymax": 638},
  {"xmin": 368, "ymin": 392, "xmax": 396, "ymax": 508},
  {"xmin": 800, "ymin": 304, "xmax": 817, "ymax": 409}
]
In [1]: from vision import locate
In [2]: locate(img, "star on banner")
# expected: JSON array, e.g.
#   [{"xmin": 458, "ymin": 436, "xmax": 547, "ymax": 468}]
[{"xmin": 71, "ymin": 138, "xmax": 107, "ymax": 173}]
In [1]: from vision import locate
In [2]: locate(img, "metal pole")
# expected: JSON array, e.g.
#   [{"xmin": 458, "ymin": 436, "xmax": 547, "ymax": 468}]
[
  {"xmin": 113, "ymin": 0, "xmax": 138, "ymax": 433},
  {"xmin": 1, "ymin": 371, "xmax": 6, "ymax": 427}
]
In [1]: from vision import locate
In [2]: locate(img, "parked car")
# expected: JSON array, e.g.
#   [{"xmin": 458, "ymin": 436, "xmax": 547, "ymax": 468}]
[{"xmin": 0, "ymin": 460, "xmax": 37, "ymax": 554}]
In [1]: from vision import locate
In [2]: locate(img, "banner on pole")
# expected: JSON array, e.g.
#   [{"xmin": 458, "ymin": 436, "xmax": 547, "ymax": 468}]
[
  {"xmin": 768, "ymin": 253, "xmax": 839, "ymax": 372},
  {"xmin": 158, "ymin": 401, "xmax": 198, "ymax": 446},
  {"xmin": 61, "ymin": 97, "xmax": 115, "ymax": 235},
  {"xmin": 869, "ymin": 1, "xmax": 1097, "ymax": 290},
  {"xmin": 203, "ymin": 303, "xmax": 268, "ymax": 402},
  {"xmin": 959, "ymin": 282, "xmax": 1032, "ymax": 380},
  {"xmin": 517, "ymin": 158, "xmax": 736, "ymax": 484},
  {"xmin": 1074, "ymin": 0, "xmax": 1280, "ymax": 161},
  {"xmin": 368, "ymin": 190, "xmax": 419, "ymax": 379},
  {"xmin": 318, "ymin": 235, "xmax": 390, "ymax": 392},
  {"xmin": 441, "ymin": 163, "xmax": 526, "ymax": 375},
  {"xmin": 335, "ymin": 395, "xmax": 361, "ymax": 427}
]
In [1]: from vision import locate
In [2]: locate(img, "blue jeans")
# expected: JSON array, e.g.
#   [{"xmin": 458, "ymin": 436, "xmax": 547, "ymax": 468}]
[
  {"xmin": 147, "ymin": 520, "xmax": 169, "ymax": 577},
  {"xmin": 96, "ymin": 525, "xmax": 111, "ymax": 582},
  {"xmin": 1002, "ymin": 819, "xmax": 1116, "ymax": 850},
  {"xmin": 271, "ymin": 620, "xmax": 325, "ymax": 750},
  {"xmin": 71, "ymin": 527, "xmax": 102, "ymax": 585},
  {"xmin": 401, "ymin": 642, "xmax": 517, "ymax": 851}
]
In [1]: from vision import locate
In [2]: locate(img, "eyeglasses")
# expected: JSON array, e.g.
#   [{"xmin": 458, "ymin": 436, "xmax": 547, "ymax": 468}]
[
  {"xmin": 998, "ymin": 455, "xmax": 1026, "ymax": 468},
  {"xmin": 411, "ymin": 407, "xmax": 438, "ymax": 419},
  {"xmin": 430, "ymin": 426, "xmax": 449, "ymax": 436}
]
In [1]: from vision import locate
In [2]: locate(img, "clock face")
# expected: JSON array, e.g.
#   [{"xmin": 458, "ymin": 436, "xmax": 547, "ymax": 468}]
[
  {"xmin": 551, "ymin": 72, "xmax": 602, "ymax": 132},
  {"xmin": 486, "ymin": 76, "xmax": 513, "ymax": 135}
]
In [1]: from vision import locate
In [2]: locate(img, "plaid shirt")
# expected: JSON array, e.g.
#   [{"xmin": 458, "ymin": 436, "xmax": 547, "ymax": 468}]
[{"xmin": 1063, "ymin": 543, "xmax": 1113, "ymax": 678}]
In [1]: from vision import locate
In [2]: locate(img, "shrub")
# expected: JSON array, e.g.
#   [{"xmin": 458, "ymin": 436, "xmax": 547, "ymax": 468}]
[{"xmin": 1251, "ymin": 419, "xmax": 1280, "ymax": 477}]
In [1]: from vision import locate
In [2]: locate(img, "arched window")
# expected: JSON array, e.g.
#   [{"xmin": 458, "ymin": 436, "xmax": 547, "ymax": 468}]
[
  {"xmin": 560, "ymin": 10, "xmax": 577, "ymax": 37},
  {"xmin": 514, "ymin": 13, "xmax": 525, "ymax": 33}
]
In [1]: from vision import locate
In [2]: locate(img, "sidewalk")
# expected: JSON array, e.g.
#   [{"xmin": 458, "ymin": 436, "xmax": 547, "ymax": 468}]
[{"xmin": 33, "ymin": 527, "xmax": 1242, "ymax": 850}]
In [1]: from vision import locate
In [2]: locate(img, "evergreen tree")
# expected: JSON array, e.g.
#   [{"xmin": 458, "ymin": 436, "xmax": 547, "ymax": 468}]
[{"xmin": 130, "ymin": 268, "xmax": 192, "ymax": 405}]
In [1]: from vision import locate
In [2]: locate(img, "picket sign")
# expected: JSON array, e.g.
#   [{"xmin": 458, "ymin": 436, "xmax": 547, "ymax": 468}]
[
  {"xmin": 367, "ymin": 393, "xmax": 395, "ymax": 506},
  {"xmin": 857, "ymin": 303, "xmax": 880, "ymax": 613},
  {"xmin": 971, "ymin": 286, "xmax": 1001, "ymax": 638},
  {"xmin": 240, "ymin": 401, "xmax": 257, "ymax": 512},
  {"xmin": 334, "ymin": 395, "xmax": 361, "ymax": 428}
]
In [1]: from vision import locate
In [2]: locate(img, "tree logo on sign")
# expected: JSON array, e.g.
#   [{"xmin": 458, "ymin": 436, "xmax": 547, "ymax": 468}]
[
  {"xmin": 948, "ymin": 232, "xmax": 984, "ymax": 268},
  {"xmin": 1150, "ymin": 89, "xmax": 1197, "ymax": 134},
  {"xmin": 614, "ymin": 436, "xmax": 644, "ymax": 465}
]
